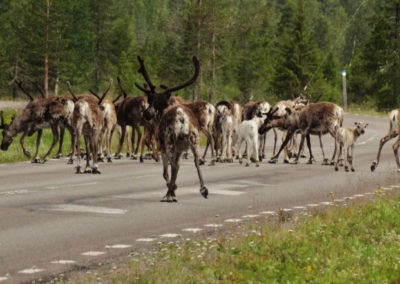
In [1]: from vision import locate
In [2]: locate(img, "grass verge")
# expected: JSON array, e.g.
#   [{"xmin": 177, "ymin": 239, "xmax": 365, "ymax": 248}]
[{"xmin": 68, "ymin": 193, "xmax": 400, "ymax": 283}]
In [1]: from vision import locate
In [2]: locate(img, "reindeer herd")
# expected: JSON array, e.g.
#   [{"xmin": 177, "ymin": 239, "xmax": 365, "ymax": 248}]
[{"xmin": 0, "ymin": 56, "xmax": 399, "ymax": 202}]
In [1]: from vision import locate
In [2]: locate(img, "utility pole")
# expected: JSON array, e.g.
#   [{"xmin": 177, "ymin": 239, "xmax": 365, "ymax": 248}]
[{"xmin": 341, "ymin": 68, "xmax": 347, "ymax": 111}]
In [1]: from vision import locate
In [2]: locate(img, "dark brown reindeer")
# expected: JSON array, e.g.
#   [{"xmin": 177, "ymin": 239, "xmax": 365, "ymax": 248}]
[
  {"xmin": 259, "ymin": 102, "xmax": 344, "ymax": 165},
  {"xmin": 135, "ymin": 55, "xmax": 208, "ymax": 201},
  {"xmin": 72, "ymin": 79, "xmax": 112, "ymax": 174}
]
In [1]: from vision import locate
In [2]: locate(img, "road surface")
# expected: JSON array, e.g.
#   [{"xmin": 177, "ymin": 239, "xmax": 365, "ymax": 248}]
[{"xmin": 0, "ymin": 113, "xmax": 399, "ymax": 283}]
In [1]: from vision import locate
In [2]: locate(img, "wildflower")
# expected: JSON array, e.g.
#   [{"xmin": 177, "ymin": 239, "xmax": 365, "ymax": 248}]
[{"xmin": 306, "ymin": 265, "xmax": 312, "ymax": 274}]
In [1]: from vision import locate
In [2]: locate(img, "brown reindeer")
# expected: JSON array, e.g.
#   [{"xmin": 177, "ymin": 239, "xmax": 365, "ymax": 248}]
[
  {"xmin": 1, "ymin": 81, "xmax": 75, "ymax": 163},
  {"xmin": 135, "ymin": 55, "xmax": 207, "ymax": 201},
  {"xmin": 73, "ymin": 79, "xmax": 112, "ymax": 174},
  {"xmin": 259, "ymin": 102, "xmax": 344, "ymax": 165},
  {"xmin": 371, "ymin": 109, "xmax": 400, "ymax": 172}
]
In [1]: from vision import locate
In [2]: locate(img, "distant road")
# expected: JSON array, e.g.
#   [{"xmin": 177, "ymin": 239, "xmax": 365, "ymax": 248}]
[
  {"xmin": 0, "ymin": 101, "xmax": 28, "ymax": 110},
  {"xmin": 0, "ymin": 113, "xmax": 399, "ymax": 283}
]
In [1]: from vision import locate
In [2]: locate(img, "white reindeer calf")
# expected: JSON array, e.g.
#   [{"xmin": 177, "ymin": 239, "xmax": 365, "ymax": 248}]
[
  {"xmin": 334, "ymin": 122, "xmax": 368, "ymax": 172},
  {"xmin": 236, "ymin": 111, "xmax": 266, "ymax": 167}
]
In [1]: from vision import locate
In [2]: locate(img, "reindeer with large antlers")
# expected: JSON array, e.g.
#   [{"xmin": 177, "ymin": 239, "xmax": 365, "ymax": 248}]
[
  {"xmin": 72, "ymin": 79, "xmax": 112, "ymax": 174},
  {"xmin": 135, "ymin": 55, "xmax": 208, "ymax": 201}
]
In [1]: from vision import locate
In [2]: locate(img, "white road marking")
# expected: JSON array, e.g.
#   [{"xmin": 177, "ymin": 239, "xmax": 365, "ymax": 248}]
[
  {"xmin": 307, "ymin": 204, "xmax": 319, "ymax": 207},
  {"xmin": 44, "ymin": 204, "xmax": 127, "ymax": 215},
  {"xmin": 224, "ymin": 218, "xmax": 242, "ymax": 223},
  {"xmin": 382, "ymin": 187, "xmax": 392, "ymax": 191},
  {"xmin": 234, "ymin": 180, "xmax": 274, "ymax": 186},
  {"xmin": 18, "ymin": 268, "xmax": 44, "ymax": 274},
  {"xmin": 51, "ymin": 260, "xmax": 76, "ymax": 264},
  {"xmin": 159, "ymin": 233, "xmax": 180, "ymax": 238},
  {"xmin": 82, "ymin": 251, "xmax": 105, "ymax": 256},
  {"xmin": 136, "ymin": 238, "xmax": 156, "ymax": 242},
  {"xmin": 204, "ymin": 224, "xmax": 223, "ymax": 228},
  {"xmin": 282, "ymin": 208, "xmax": 292, "ymax": 212},
  {"xmin": 0, "ymin": 189, "xmax": 33, "ymax": 196},
  {"xmin": 182, "ymin": 228, "xmax": 203, "ymax": 233},
  {"xmin": 390, "ymin": 185, "xmax": 400, "ymax": 188},
  {"xmin": 242, "ymin": 214, "xmax": 259, "ymax": 218},
  {"xmin": 119, "ymin": 174, "xmax": 157, "ymax": 181},
  {"xmin": 0, "ymin": 277, "xmax": 8, "ymax": 282},
  {"xmin": 353, "ymin": 194, "xmax": 364, "ymax": 198},
  {"xmin": 319, "ymin": 202, "xmax": 333, "ymax": 206},
  {"xmin": 67, "ymin": 182, "xmax": 98, "ymax": 188},
  {"xmin": 293, "ymin": 206, "xmax": 306, "ymax": 210},
  {"xmin": 365, "ymin": 192, "xmax": 375, "ymax": 195},
  {"xmin": 260, "ymin": 211, "xmax": 276, "ymax": 215},
  {"xmin": 44, "ymin": 186, "xmax": 58, "ymax": 190},
  {"xmin": 334, "ymin": 199, "xmax": 345, "ymax": 202},
  {"xmin": 105, "ymin": 244, "xmax": 132, "ymax": 249}
]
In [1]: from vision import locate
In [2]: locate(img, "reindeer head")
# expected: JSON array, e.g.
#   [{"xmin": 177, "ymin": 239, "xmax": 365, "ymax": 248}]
[
  {"xmin": 44, "ymin": 97, "xmax": 69, "ymax": 121},
  {"xmin": 354, "ymin": 121, "xmax": 368, "ymax": 135},
  {"xmin": 258, "ymin": 107, "xmax": 280, "ymax": 134},
  {"xmin": 292, "ymin": 94, "xmax": 309, "ymax": 106},
  {"xmin": 134, "ymin": 56, "xmax": 200, "ymax": 120},
  {"xmin": 0, "ymin": 111, "xmax": 17, "ymax": 151}
]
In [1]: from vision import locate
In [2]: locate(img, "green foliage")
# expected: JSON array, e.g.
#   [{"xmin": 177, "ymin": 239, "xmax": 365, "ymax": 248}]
[{"xmin": 0, "ymin": 0, "xmax": 394, "ymax": 106}]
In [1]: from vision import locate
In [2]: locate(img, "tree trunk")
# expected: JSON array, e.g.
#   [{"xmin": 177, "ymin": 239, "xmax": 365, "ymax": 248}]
[
  {"xmin": 209, "ymin": 29, "xmax": 216, "ymax": 103},
  {"xmin": 193, "ymin": 0, "xmax": 202, "ymax": 102},
  {"xmin": 44, "ymin": 0, "xmax": 50, "ymax": 98}
]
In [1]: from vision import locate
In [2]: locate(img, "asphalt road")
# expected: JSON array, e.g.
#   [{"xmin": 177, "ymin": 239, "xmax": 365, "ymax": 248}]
[{"xmin": 1, "ymin": 113, "xmax": 400, "ymax": 283}]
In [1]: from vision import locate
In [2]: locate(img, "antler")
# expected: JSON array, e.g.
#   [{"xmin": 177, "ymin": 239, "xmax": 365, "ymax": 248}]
[
  {"xmin": 137, "ymin": 56, "xmax": 156, "ymax": 91},
  {"xmin": 117, "ymin": 77, "xmax": 129, "ymax": 99},
  {"xmin": 98, "ymin": 79, "xmax": 113, "ymax": 105},
  {"xmin": 88, "ymin": 89, "xmax": 101, "ymax": 100},
  {"xmin": 112, "ymin": 93, "xmax": 123, "ymax": 104},
  {"xmin": 15, "ymin": 80, "xmax": 34, "ymax": 101},
  {"xmin": 161, "ymin": 56, "xmax": 200, "ymax": 95},
  {"xmin": 66, "ymin": 81, "xmax": 79, "ymax": 102},
  {"xmin": 33, "ymin": 80, "xmax": 45, "ymax": 98}
]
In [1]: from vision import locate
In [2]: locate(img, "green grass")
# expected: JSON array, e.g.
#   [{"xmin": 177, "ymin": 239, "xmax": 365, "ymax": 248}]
[
  {"xmin": 347, "ymin": 101, "xmax": 387, "ymax": 117},
  {"xmin": 68, "ymin": 193, "xmax": 400, "ymax": 283}
]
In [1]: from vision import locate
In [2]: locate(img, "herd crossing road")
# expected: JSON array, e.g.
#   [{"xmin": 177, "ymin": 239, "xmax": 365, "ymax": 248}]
[{"xmin": 1, "ymin": 113, "xmax": 400, "ymax": 283}]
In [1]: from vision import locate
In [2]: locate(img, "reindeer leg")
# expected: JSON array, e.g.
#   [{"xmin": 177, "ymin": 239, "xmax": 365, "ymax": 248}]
[
  {"xmin": 55, "ymin": 126, "xmax": 65, "ymax": 159},
  {"xmin": 371, "ymin": 132, "xmax": 398, "ymax": 171},
  {"xmin": 20, "ymin": 130, "xmax": 31, "ymax": 158},
  {"xmin": 392, "ymin": 137, "xmax": 400, "ymax": 172},
  {"xmin": 130, "ymin": 125, "xmax": 137, "ymax": 159},
  {"xmin": 67, "ymin": 126, "xmax": 75, "ymax": 164},
  {"xmin": 83, "ymin": 137, "xmax": 92, "ymax": 173},
  {"xmin": 334, "ymin": 141, "xmax": 340, "ymax": 171},
  {"xmin": 42, "ymin": 125, "xmax": 59, "ymax": 163},
  {"xmin": 106, "ymin": 128, "xmax": 113, "ymax": 163},
  {"xmin": 272, "ymin": 128, "xmax": 278, "ymax": 157},
  {"xmin": 75, "ymin": 132, "xmax": 83, "ymax": 173},
  {"xmin": 350, "ymin": 145, "xmax": 355, "ymax": 172},
  {"xmin": 305, "ymin": 134, "xmax": 313, "ymax": 164},
  {"xmin": 31, "ymin": 130, "xmax": 43, "ymax": 163},
  {"xmin": 291, "ymin": 133, "xmax": 306, "ymax": 164},
  {"xmin": 270, "ymin": 131, "xmax": 293, "ymax": 164},
  {"xmin": 343, "ymin": 147, "xmax": 349, "ymax": 172},
  {"xmin": 190, "ymin": 143, "xmax": 208, "ymax": 199},
  {"xmin": 115, "ymin": 124, "xmax": 126, "ymax": 159},
  {"xmin": 318, "ymin": 134, "xmax": 327, "ymax": 165},
  {"xmin": 91, "ymin": 135, "xmax": 101, "ymax": 174},
  {"xmin": 139, "ymin": 128, "xmax": 147, "ymax": 163}
]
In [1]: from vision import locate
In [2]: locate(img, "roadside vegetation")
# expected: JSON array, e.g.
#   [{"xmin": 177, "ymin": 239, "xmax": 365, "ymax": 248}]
[{"xmin": 68, "ymin": 193, "xmax": 400, "ymax": 283}]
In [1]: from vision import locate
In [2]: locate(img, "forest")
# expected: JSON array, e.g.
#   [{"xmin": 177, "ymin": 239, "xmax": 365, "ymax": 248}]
[{"xmin": 0, "ymin": 0, "xmax": 398, "ymax": 110}]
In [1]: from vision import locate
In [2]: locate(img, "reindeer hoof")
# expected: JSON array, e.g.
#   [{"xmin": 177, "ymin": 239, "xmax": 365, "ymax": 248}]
[
  {"xmin": 239, "ymin": 158, "xmax": 243, "ymax": 164},
  {"xmin": 259, "ymin": 156, "xmax": 263, "ymax": 162},
  {"xmin": 306, "ymin": 160, "xmax": 313, "ymax": 164},
  {"xmin": 284, "ymin": 159, "xmax": 290, "ymax": 164},
  {"xmin": 130, "ymin": 155, "xmax": 137, "ymax": 160},
  {"xmin": 371, "ymin": 161, "xmax": 377, "ymax": 172},
  {"xmin": 41, "ymin": 158, "xmax": 48, "ymax": 164},
  {"xmin": 345, "ymin": 166, "xmax": 349, "ymax": 172},
  {"xmin": 126, "ymin": 152, "xmax": 130, "ymax": 158},
  {"xmin": 67, "ymin": 158, "xmax": 74, "ymax": 165},
  {"xmin": 114, "ymin": 154, "xmax": 122, "ymax": 160},
  {"xmin": 199, "ymin": 159, "xmax": 205, "ymax": 165},
  {"xmin": 256, "ymin": 162, "xmax": 260, "ymax": 167},
  {"xmin": 300, "ymin": 154, "xmax": 307, "ymax": 158},
  {"xmin": 107, "ymin": 157, "xmax": 112, "ymax": 163},
  {"xmin": 226, "ymin": 158, "xmax": 233, "ymax": 163},
  {"xmin": 140, "ymin": 156, "xmax": 144, "ymax": 163},
  {"xmin": 92, "ymin": 167, "xmax": 101, "ymax": 174},
  {"xmin": 54, "ymin": 153, "xmax": 62, "ymax": 159},
  {"xmin": 322, "ymin": 159, "xmax": 329, "ymax": 165},
  {"xmin": 268, "ymin": 158, "xmax": 278, "ymax": 164},
  {"xmin": 98, "ymin": 157, "xmax": 105, "ymax": 163},
  {"xmin": 351, "ymin": 168, "xmax": 355, "ymax": 172},
  {"xmin": 335, "ymin": 166, "xmax": 339, "ymax": 171},
  {"xmin": 31, "ymin": 158, "xmax": 40, "ymax": 164},
  {"xmin": 208, "ymin": 159, "xmax": 216, "ymax": 166},
  {"xmin": 216, "ymin": 157, "xmax": 221, "ymax": 163},
  {"xmin": 290, "ymin": 160, "xmax": 299, "ymax": 165},
  {"xmin": 245, "ymin": 162, "xmax": 250, "ymax": 167},
  {"xmin": 75, "ymin": 166, "xmax": 82, "ymax": 174},
  {"xmin": 200, "ymin": 186, "xmax": 208, "ymax": 199}
]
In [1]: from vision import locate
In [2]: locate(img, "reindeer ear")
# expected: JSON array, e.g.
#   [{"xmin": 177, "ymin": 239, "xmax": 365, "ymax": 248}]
[
  {"xmin": 285, "ymin": 107, "xmax": 292, "ymax": 115},
  {"xmin": 354, "ymin": 122, "xmax": 358, "ymax": 126}
]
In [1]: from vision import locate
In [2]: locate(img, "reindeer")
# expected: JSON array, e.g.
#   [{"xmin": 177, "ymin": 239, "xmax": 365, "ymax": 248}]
[
  {"xmin": 371, "ymin": 109, "xmax": 400, "ymax": 172},
  {"xmin": 214, "ymin": 101, "xmax": 234, "ymax": 162},
  {"xmin": 0, "ymin": 81, "xmax": 75, "ymax": 163},
  {"xmin": 334, "ymin": 122, "xmax": 368, "ymax": 172},
  {"xmin": 242, "ymin": 100, "xmax": 272, "ymax": 161},
  {"xmin": 259, "ymin": 102, "xmax": 344, "ymax": 165},
  {"xmin": 89, "ymin": 89, "xmax": 117, "ymax": 163},
  {"xmin": 134, "ymin": 55, "xmax": 207, "ymax": 201},
  {"xmin": 73, "ymin": 79, "xmax": 112, "ymax": 174}
]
